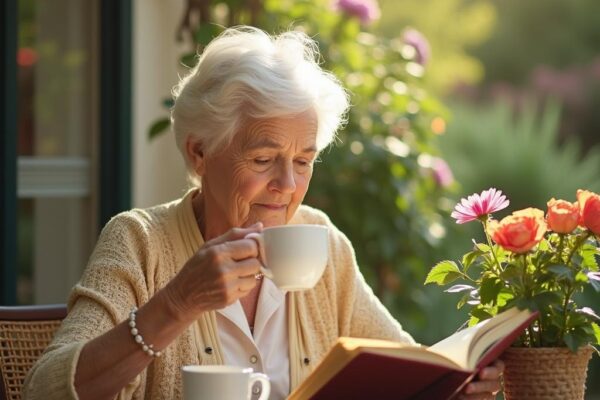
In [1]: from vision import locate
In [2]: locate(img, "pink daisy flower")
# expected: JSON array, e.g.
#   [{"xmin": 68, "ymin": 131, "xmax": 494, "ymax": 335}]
[{"xmin": 451, "ymin": 188, "xmax": 510, "ymax": 224}]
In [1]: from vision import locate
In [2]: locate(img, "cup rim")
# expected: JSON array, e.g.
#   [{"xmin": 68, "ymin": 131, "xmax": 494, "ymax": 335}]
[
  {"xmin": 182, "ymin": 365, "xmax": 253, "ymax": 374},
  {"xmin": 263, "ymin": 224, "xmax": 328, "ymax": 233}
]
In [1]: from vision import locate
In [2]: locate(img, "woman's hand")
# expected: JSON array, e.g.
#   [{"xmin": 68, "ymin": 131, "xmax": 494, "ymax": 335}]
[
  {"xmin": 458, "ymin": 359, "xmax": 504, "ymax": 400},
  {"xmin": 163, "ymin": 223, "xmax": 264, "ymax": 322}
]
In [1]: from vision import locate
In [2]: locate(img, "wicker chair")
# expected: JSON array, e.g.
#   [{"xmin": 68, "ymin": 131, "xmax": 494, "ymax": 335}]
[{"xmin": 0, "ymin": 304, "xmax": 67, "ymax": 400}]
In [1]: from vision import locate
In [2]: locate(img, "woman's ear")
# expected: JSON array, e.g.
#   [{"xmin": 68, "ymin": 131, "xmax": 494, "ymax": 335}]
[{"xmin": 185, "ymin": 137, "xmax": 205, "ymax": 175}]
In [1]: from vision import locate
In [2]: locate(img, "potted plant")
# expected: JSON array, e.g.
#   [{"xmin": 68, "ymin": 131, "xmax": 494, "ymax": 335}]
[{"xmin": 426, "ymin": 188, "xmax": 600, "ymax": 400}]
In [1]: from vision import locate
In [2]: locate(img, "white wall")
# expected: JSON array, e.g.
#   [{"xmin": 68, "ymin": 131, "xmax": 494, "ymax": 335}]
[{"xmin": 132, "ymin": 0, "xmax": 190, "ymax": 208}]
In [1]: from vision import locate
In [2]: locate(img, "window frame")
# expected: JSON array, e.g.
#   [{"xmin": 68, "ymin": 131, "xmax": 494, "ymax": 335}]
[{"xmin": 0, "ymin": 0, "xmax": 132, "ymax": 305}]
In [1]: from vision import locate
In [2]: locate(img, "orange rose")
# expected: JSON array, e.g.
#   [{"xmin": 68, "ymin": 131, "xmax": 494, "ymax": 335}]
[
  {"xmin": 487, "ymin": 208, "xmax": 547, "ymax": 253},
  {"xmin": 577, "ymin": 189, "xmax": 600, "ymax": 235},
  {"xmin": 546, "ymin": 198, "xmax": 579, "ymax": 233}
]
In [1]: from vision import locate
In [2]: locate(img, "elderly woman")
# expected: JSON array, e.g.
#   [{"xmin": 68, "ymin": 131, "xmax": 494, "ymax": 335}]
[{"xmin": 24, "ymin": 26, "xmax": 502, "ymax": 399}]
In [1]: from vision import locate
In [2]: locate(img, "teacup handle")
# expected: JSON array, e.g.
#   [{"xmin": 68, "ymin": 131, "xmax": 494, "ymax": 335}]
[
  {"xmin": 248, "ymin": 372, "xmax": 270, "ymax": 400},
  {"xmin": 244, "ymin": 232, "xmax": 274, "ymax": 280}
]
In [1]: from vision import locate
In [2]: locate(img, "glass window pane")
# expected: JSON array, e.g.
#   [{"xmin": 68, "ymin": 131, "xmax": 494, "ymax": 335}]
[
  {"xmin": 17, "ymin": 198, "xmax": 95, "ymax": 304},
  {"xmin": 18, "ymin": 0, "xmax": 98, "ymax": 157},
  {"xmin": 17, "ymin": 0, "xmax": 99, "ymax": 305}
]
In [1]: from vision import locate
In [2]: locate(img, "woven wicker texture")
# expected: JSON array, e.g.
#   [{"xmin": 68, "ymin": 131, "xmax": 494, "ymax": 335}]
[
  {"xmin": 0, "ymin": 320, "xmax": 61, "ymax": 400},
  {"xmin": 501, "ymin": 346, "xmax": 594, "ymax": 400}
]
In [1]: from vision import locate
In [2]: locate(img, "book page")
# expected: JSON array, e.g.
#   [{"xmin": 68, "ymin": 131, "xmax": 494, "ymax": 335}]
[
  {"xmin": 427, "ymin": 307, "xmax": 525, "ymax": 369},
  {"xmin": 467, "ymin": 308, "xmax": 532, "ymax": 368},
  {"xmin": 365, "ymin": 346, "xmax": 463, "ymax": 370}
]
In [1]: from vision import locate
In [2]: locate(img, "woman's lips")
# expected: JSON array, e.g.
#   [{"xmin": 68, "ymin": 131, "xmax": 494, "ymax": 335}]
[{"xmin": 257, "ymin": 203, "xmax": 287, "ymax": 211}]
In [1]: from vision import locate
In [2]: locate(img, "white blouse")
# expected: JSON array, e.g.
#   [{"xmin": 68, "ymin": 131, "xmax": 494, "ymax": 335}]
[{"xmin": 216, "ymin": 278, "xmax": 289, "ymax": 400}]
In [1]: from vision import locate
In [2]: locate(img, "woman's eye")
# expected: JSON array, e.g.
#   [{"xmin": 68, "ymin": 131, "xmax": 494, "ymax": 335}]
[
  {"xmin": 295, "ymin": 159, "xmax": 313, "ymax": 172},
  {"xmin": 247, "ymin": 157, "xmax": 274, "ymax": 172}
]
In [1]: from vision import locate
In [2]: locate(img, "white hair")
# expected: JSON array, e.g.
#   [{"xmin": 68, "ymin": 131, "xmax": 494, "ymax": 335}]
[{"xmin": 171, "ymin": 26, "xmax": 350, "ymax": 180}]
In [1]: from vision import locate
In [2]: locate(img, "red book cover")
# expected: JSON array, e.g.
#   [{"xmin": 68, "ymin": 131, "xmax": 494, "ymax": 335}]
[
  {"xmin": 289, "ymin": 308, "xmax": 538, "ymax": 400},
  {"xmin": 309, "ymin": 353, "xmax": 471, "ymax": 400}
]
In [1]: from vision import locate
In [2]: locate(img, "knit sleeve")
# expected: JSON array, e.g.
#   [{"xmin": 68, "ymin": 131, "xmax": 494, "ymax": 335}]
[
  {"xmin": 23, "ymin": 211, "xmax": 157, "ymax": 400},
  {"xmin": 327, "ymin": 219, "xmax": 417, "ymax": 345}
]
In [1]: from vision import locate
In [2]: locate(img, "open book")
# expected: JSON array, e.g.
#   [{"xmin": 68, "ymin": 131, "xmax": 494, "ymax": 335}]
[{"xmin": 289, "ymin": 307, "xmax": 537, "ymax": 400}]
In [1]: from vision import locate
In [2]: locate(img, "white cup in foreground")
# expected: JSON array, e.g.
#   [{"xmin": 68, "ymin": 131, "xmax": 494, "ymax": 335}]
[
  {"xmin": 182, "ymin": 365, "xmax": 270, "ymax": 400},
  {"xmin": 246, "ymin": 224, "xmax": 329, "ymax": 291}
]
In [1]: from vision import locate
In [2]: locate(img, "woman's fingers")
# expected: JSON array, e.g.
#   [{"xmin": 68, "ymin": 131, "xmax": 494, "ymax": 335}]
[
  {"xmin": 204, "ymin": 223, "xmax": 263, "ymax": 247},
  {"xmin": 168, "ymin": 224, "xmax": 267, "ymax": 317},
  {"xmin": 460, "ymin": 361, "xmax": 503, "ymax": 398},
  {"xmin": 237, "ymin": 274, "xmax": 259, "ymax": 293},
  {"xmin": 479, "ymin": 360, "xmax": 504, "ymax": 380},
  {"xmin": 230, "ymin": 257, "xmax": 262, "ymax": 278},
  {"xmin": 460, "ymin": 360, "xmax": 504, "ymax": 399},
  {"xmin": 217, "ymin": 238, "xmax": 261, "ymax": 262},
  {"xmin": 458, "ymin": 394, "xmax": 496, "ymax": 400},
  {"xmin": 465, "ymin": 379, "xmax": 501, "ymax": 395}
]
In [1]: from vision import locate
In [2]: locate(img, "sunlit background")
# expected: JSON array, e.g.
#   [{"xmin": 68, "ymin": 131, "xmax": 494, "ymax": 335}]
[{"xmin": 9, "ymin": 0, "xmax": 600, "ymax": 397}]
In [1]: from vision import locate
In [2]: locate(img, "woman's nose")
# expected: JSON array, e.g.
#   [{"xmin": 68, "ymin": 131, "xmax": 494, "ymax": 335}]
[{"xmin": 269, "ymin": 161, "xmax": 296, "ymax": 193}]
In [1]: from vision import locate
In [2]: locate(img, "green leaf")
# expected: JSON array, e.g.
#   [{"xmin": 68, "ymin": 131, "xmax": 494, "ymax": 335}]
[
  {"xmin": 461, "ymin": 250, "xmax": 483, "ymax": 270},
  {"xmin": 563, "ymin": 333, "xmax": 582, "ymax": 352},
  {"xmin": 531, "ymin": 292, "xmax": 562, "ymax": 311},
  {"xmin": 480, "ymin": 277, "xmax": 503, "ymax": 305},
  {"xmin": 424, "ymin": 260, "xmax": 461, "ymax": 285},
  {"xmin": 194, "ymin": 23, "xmax": 221, "ymax": 47},
  {"xmin": 468, "ymin": 314, "xmax": 481, "ymax": 327},
  {"xmin": 564, "ymin": 327, "xmax": 593, "ymax": 352},
  {"xmin": 162, "ymin": 98, "xmax": 174, "ymax": 109},
  {"xmin": 592, "ymin": 323, "xmax": 600, "ymax": 345},
  {"xmin": 547, "ymin": 264, "xmax": 575, "ymax": 282},
  {"xmin": 496, "ymin": 288, "xmax": 515, "ymax": 307},
  {"xmin": 580, "ymin": 244, "xmax": 599, "ymax": 271},
  {"xmin": 470, "ymin": 306, "xmax": 494, "ymax": 324},
  {"xmin": 149, "ymin": 118, "xmax": 171, "ymax": 139},
  {"xmin": 457, "ymin": 292, "xmax": 470, "ymax": 309},
  {"xmin": 500, "ymin": 262, "xmax": 521, "ymax": 283},
  {"xmin": 474, "ymin": 242, "xmax": 491, "ymax": 253},
  {"xmin": 179, "ymin": 52, "xmax": 197, "ymax": 68}
]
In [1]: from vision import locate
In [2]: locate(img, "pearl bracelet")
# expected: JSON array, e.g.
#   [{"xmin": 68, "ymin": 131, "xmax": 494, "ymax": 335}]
[{"xmin": 128, "ymin": 307, "xmax": 162, "ymax": 357}]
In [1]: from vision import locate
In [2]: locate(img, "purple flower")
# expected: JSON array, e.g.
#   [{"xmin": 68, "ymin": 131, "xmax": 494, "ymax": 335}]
[
  {"xmin": 432, "ymin": 157, "xmax": 454, "ymax": 188},
  {"xmin": 334, "ymin": 0, "xmax": 381, "ymax": 25},
  {"xmin": 402, "ymin": 28, "xmax": 430, "ymax": 65}
]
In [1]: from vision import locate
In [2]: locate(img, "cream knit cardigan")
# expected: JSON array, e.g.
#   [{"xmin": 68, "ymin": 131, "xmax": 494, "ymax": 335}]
[{"xmin": 23, "ymin": 190, "xmax": 415, "ymax": 399}]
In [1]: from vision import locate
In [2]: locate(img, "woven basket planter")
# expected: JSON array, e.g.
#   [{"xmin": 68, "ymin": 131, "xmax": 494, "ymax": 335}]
[{"xmin": 501, "ymin": 346, "xmax": 594, "ymax": 400}]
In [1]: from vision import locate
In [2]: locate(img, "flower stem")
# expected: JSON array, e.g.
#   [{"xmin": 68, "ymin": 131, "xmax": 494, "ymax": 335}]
[
  {"xmin": 482, "ymin": 218, "xmax": 503, "ymax": 276},
  {"xmin": 566, "ymin": 231, "xmax": 592, "ymax": 265},
  {"xmin": 556, "ymin": 231, "xmax": 590, "ymax": 345},
  {"xmin": 556, "ymin": 234, "xmax": 565, "ymax": 264},
  {"xmin": 520, "ymin": 253, "xmax": 536, "ymax": 347},
  {"xmin": 559, "ymin": 287, "xmax": 573, "ymax": 345}
]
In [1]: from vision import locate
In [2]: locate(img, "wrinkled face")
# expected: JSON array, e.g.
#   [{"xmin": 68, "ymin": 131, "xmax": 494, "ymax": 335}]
[{"xmin": 201, "ymin": 109, "xmax": 318, "ymax": 234}]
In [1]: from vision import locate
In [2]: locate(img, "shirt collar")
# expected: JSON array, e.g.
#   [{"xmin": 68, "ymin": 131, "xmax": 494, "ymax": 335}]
[{"xmin": 216, "ymin": 278, "xmax": 286, "ymax": 340}]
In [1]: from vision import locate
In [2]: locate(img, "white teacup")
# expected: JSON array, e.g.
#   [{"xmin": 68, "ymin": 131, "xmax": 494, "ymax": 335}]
[
  {"xmin": 246, "ymin": 224, "xmax": 329, "ymax": 291},
  {"xmin": 182, "ymin": 365, "xmax": 270, "ymax": 400}
]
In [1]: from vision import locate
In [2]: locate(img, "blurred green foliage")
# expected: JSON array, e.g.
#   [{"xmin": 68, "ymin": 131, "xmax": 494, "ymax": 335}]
[
  {"xmin": 458, "ymin": 0, "xmax": 600, "ymax": 154},
  {"xmin": 471, "ymin": 0, "xmax": 600, "ymax": 86},
  {"xmin": 438, "ymin": 101, "xmax": 600, "ymax": 212},
  {"xmin": 375, "ymin": 0, "xmax": 497, "ymax": 94}
]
